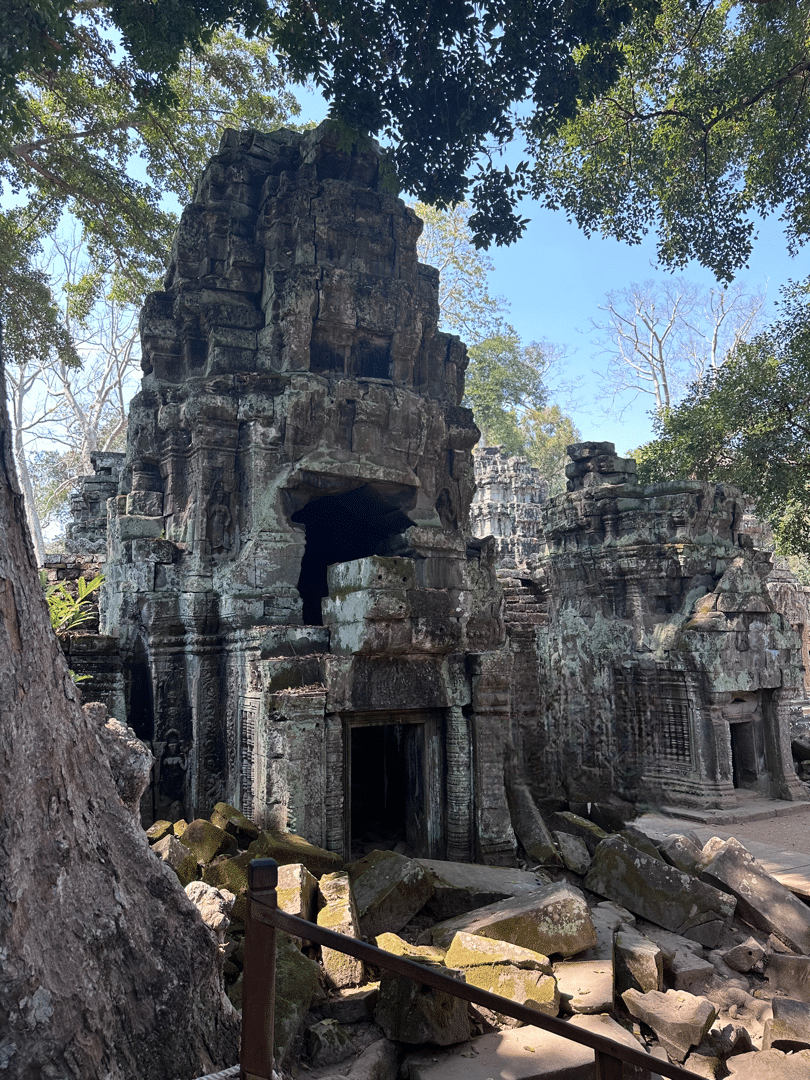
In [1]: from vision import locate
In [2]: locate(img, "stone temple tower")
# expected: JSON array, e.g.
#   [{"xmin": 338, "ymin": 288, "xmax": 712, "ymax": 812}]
[{"xmin": 101, "ymin": 123, "xmax": 516, "ymax": 863}]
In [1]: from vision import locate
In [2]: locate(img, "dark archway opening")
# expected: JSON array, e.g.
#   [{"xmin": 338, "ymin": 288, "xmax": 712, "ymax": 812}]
[
  {"xmin": 292, "ymin": 485, "xmax": 412, "ymax": 625},
  {"xmin": 350, "ymin": 724, "xmax": 410, "ymax": 858},
  {"xmin": 129, "ymin": 637, "xmax": 155, "ymax": 744}
]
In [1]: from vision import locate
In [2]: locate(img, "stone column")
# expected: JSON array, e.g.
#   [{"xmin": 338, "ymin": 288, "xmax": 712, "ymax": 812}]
[
  {"xmin": 469, "ymin": 651, "xmax": 517, "ymax": 865},
  {"xmin": 444, "ymin": 705, "xmax": 473, "ymax": 862}
]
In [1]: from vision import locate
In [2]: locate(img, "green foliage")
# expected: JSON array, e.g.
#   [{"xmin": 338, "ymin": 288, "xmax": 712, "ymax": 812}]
[
  {"xmin": 0, "ymin": 210, "xmax": 79, "ymax": 376},
  {"xmin": 414, "ymin": 201, "xmax": 510, "ymax": 344},
  {"xmin": 2, "ymin": 0, "xmax": 660, "ymax": 257},
  {"xmin": 464, "ymin": 333, "xmax": 551, "ymax": 452},
  {"xmin": 266, "ymin": 0, "xmax": 659, "ymax": 248},
  {"xmin": 520, "ymin": 404, "xmax": 582, "ymax": 496},
  {"xmin": 40, "ymin": 571, "xmax": 103, "ymax": 634},
  {"xmin": 635, "ymin": 280, "xmax": 810, "ymax": 554},
  {"xmin": 2, "ymin": 25, "xmax": 301, "ymax": 302},
  {"xmin": 528, "ymin": 0, "xmax": 810, "ymax": 280}
]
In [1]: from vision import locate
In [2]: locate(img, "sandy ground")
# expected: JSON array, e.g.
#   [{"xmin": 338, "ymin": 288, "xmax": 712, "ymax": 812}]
[{"xmin": 709, "ymin": 806, "xmax": 810, "ymax": 852}]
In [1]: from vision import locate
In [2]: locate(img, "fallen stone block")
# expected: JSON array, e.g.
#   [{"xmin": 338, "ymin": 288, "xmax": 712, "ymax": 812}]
[
  {"xmin": 636, "ymin": 924, "xmax": 714, "ymax": 994},
  {"xmin": 185, "ymin": 879, "xmax": 235, "ymax": 946},
  {"xmin": 585, "ymin": 837, "xmax": 735, "ymax": 948},
  {"xmin": 210, "ymin": 800, "xmax": 261, "ymax": 846},
  {"xmin": 726, "ymin": 1047, "xmax": 810, "ymax": 1079},
  {"xmin": 277, "ymin": 862, "xmax": 318, "ymax": 945},
  {"xmin": 554, "ymin": 957, "xmax": 614, "ymax": 1014},
  {"xmin": 305, "ymin": 1018, "xmax": 355, "ymax": 1068},
  {"xmin": 202, "ymin": 850, "xmax": 251, "ymax": 921},
  {"xmin": 375, "ymin": 932, "xmax": 446, "ymax": 965},
  {"xmin": 723, "ymin": 937, "xmax": 765, "ymax": 974},
  {"xmin": 658, "ymin": 834, "xmax": 705, "ymax": 876},
  {"xmin": 619, "ymin": 826, "xmax": 664, "ymax": 862},
  {"xmin": 763, "ymin": 996, "xmax": 810, "ymax": 1052},
  {"xmin": 766, "ymin": 953, "xmax": 810, "ymax": 1002},
  {"xmin": 146, "ymin": 819, "xmax": 173, "ymax": 843},
  {"xmin": 553, "ymin": 830, "xmax": 591, "ymax": 875},
  {"xmin": 152, "ymin": 833, "xmax": 198, "ymax": 886},
  {"xmin": 247, "ymin": 829, "xmax": 343, "ymax": 877},
  {"xmin": 318, "ymin": 984, "xmax": 380, "ymax": 1024},
  {"xmin": 401, "ymin": 1024, "xmax": 594, "ymax": 1080},
  {"xmin": 550, "ymin": 810, "xmax": 609, "ymax": 854},
  {"xmin": 416, "ymin": 859, "xmax": 551, "ymax": 920},
  {"xmin": 374, "ymin": 957, "xmax": 470, "ymax": 1045},
  {"xmin": 274, "ymin": 931, "xmax": 322, "ymax": 1068},
  {"xmin": 348, "ymin": 849, "xmax": 434, "ymax": 937},
  {"xmin": 318, "ymin": 871, "xmax": 364, "ymax": 988},
  {"xmin": 445, "ymin": 931, "xmax": 560, "ymax": 1017},
  {"xmin": 615, "ymin": 929, "xmax": 663, "ymax": 995},
  {"xmin": 622, "ymin": 988, "xmax": 718, "ymax": 1062},
  {"xmin": 701, "ymin": 837, "xmax": 810, "ymax": 955},
  {"xmin": 181, "ymin": 818, "xmax": 238, "ymax": 864},
  {"xmin": 426, "ymin": 881, "xmax": 597, "ymax": 958},
  {"xmin": 505, "ymin": 767, "xmax": 564, "ymax": 867}
]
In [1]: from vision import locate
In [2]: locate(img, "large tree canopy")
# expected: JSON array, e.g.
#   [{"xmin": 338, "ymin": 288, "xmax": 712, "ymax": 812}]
[
  {"xmin": 1, "ymin": 24, "xmax": 300, "ymax": 301},
  {"xmin": 2, "ymin": 0, "xmax": 659, "ymax": 255},
  {"xmin": 528, "ymin": 0, "xmax": 810, "ymax": 280},
  {"xmin": 635, "ymin": 281, "xmax": 810, "ymax": 555}
]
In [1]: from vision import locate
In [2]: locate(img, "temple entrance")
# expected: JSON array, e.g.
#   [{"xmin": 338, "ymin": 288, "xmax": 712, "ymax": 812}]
[
  {"xmin": 292, "ymin": 485, "xmax": 413, "ymax": 625},
  {"xmin": 343, "ymin": 710, "xmax": 441, "ymax": 861},
  {"xmin": 725, "ymin": 693, "xmax": 767, "ymax": 792}
]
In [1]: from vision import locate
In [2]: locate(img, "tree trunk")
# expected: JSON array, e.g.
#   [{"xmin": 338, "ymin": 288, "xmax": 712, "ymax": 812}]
[
  {"xmin": 0, "ymin": 338, "xmax": 240, "ymax": 1076},
  {"xmin": 11, "ymin": 434, "xmax": 45, "ymax": 566}
]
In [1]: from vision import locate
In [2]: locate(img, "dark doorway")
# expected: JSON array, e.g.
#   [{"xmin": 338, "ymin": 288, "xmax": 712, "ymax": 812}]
[
  {"xmin": 730, "ymin": 721, "xmax": 759, "ymax": 789},
  {"xmin": 349, "ymin": 723, "xmax": 424, "ymax": 859},
  {"xmin": 292, "ymin": 486, "xmax": 412, "ymax": 625},
  {"xmin": 129, "ymin": 637, "xmax": 154, "ymax": 743}
]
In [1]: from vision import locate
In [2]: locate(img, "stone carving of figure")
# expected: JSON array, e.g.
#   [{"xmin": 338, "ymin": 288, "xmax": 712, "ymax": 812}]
[
  {"xmin": 156, "ymin": 729, "xmax": 188, "ymax": 820},
  {"xmin": 207, "ymin": 483, "xmax": 232, "ymax": 553}
]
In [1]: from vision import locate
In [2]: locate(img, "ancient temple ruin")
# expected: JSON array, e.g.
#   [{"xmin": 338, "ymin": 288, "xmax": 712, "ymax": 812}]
[
  {"xmin": 79, "ymin": 123, "xmax": 514, "ymax": 863},
  {"xmin": 473, "ymin": 443, "xmax": 808, "ymax": 810},
  {"xmin": 62, "ymin": 123, "xmax": 810, "ymax": 866}
]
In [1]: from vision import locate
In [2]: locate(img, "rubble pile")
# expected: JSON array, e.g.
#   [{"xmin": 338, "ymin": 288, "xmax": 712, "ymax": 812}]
[{"xmin": 147, "ymin": 802, "xmax": 810, "ymax": 1079}]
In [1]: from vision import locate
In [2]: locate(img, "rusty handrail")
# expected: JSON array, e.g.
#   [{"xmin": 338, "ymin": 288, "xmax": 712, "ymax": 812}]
[{"xmin": 240, "ymin": 858, "xmax": 703, "ymax": 1080}]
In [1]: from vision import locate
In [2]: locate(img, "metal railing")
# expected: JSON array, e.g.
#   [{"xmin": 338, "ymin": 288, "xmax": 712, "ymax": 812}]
[{"xmin": 239, "ymin": 858, "xmax": 704, "ymax": 1080}]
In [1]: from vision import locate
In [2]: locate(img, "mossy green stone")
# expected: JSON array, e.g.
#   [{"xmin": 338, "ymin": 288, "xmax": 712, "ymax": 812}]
[
  {"xmin": 183, "ymin": 818, "xmax": 238, "ymax": 864},
  {"xmin": 273, "ymin": 932, "xmax": 321, "ymax": 1066},
  {"xmin": 146, "ymin": 820, "xmax": 173, "ymax": 843},
  {"xmin": 202, "ymin": 851, "xmax": 252, "ymax": 922},
  {"xmin": 210, "ymin": 801, "xmax": 261, "ymax": 844},
  {"xmin": 247, "ymin": 830, "xmax": 342, "ymax": 878}
]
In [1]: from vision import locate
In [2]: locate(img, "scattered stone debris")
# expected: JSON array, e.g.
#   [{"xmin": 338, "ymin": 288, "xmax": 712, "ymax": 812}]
[{"xmin": 145, "ymin": 799, "xmax": 810, "ymax": 1077}]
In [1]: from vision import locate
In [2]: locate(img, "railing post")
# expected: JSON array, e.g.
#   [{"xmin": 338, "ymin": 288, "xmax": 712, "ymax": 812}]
[
  {"xmin": 595, "ymin": 1049, "xmax": 625, "ymax": 1079},
  {"xmin": 240, "ymin": 858, "xmax": 279, "ymax": 1080}
]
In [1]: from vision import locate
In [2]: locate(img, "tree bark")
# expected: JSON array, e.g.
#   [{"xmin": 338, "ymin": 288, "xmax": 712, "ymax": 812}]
[{"xmin": 0, "ymin": 333, "xmax": 240, "ymax": 1077}]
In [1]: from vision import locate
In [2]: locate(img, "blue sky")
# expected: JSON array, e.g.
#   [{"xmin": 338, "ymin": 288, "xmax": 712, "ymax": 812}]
[{"xmin": 296, "ymin": 84, "xmax": 806, "ymax": 459}]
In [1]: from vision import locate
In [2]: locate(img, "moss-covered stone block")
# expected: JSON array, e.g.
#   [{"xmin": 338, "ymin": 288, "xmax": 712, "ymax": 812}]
[
  {"xmin": 277, "ymin": 862, "xmax": 318, "ymax": 945},
  {"xmin": 247, "ymin": 829, "xmax": 342, "ymax": 878},
  {"xmin": 152, "ymin": 834, "xmax": 198, "ymax": 887},
  {"xmin": 210, "ymin": 801, "xmax": 261, "ymax": 845},
  {"xmin": 182, "ymin": 818, "xmax": 238, "ymax": 865},
  {"xmin": 274, "ymin": 932, "xmax": 321, "ymax": 1068},
  {"xmin": 428, "ymin": 881, "xmax": 597, "ymax": 958},
  {"xmin": 202, "ymin": 851, "xmax": 252, "ymax": 922},
  {"xmin": 550, "ymin": 812, "xmax": 609, "ymax": 856},
  {"xmin": 146, "ymin": 819, "xmax": 173, "ymax": 843},
  {"xmin": 317, "ymin": 871, "xmax": 364, "ymax": 988},
  {"xmin": 348, "ymin": 849, "xmax": 434, "ymax": 937},
  {"xmin": 445, "ymin": 931, "xmax": 559, "ymax": 1018}
]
